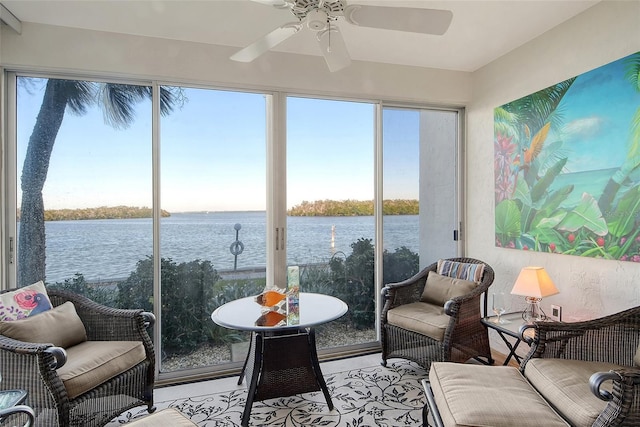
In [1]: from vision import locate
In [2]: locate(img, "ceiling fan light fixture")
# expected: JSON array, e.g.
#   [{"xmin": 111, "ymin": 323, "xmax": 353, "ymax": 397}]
[{"xmin": 307, "ymin": 8, "xmax": 329, "ymax": 31}]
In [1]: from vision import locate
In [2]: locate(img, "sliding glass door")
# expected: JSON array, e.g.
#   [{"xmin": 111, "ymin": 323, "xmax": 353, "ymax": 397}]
[
  {"xmin": 5, "ymin": 72, "xmax": 462, "ymax": 380},
  {"xmin": 286, "ymin": 96, "xmax": 376, "ymax": 350},
  {"xmin": 158, "ymin": 86, "xmax": 267, "ymax": 373},
  {"xmin": 382, "ymin": 106, "xmax": 460, "ymax": 271}
]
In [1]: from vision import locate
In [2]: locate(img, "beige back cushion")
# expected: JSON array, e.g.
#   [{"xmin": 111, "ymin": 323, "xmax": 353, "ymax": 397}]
[
  {"xmin": 635, "ymin": 345, "xmax": 640, "ymax": 367},
  {"xmin": 420, "ymin": 271, "xmax": 477, "ymax": 306},
  {"xmin": 0, "ymin": 301, "xmax": 87, "ymax": 348}
]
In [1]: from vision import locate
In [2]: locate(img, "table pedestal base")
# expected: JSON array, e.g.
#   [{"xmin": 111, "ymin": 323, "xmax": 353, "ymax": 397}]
[{"xmin": 238, "ymin": 328, "xmax": 333, "ymax": 427}]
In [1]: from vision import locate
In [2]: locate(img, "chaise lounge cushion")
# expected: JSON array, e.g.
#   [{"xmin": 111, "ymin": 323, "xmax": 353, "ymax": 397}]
[
  {"xmin": 524, "ymin": 358, "xmax": 622, "ymax": 427},
  {"xmin": 429, "ymin": 362, "xmax": 569, "ymax": 427},
  {"xmin": 58, "ymin": 341, "xmax": 147, "ymax": 399},
  {"xmin": 125, "ymin": 408, "xmax": 197, "ymax": 426},
  {"xmin": 386, "ymin": 302, "xmax": 448, "ymax": 341},
  {"xmin": 0, "ymin": 301, "xmax": 87, "ymax": 348}
]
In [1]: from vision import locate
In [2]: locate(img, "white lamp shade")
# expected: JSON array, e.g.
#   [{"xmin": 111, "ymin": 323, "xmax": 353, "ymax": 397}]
[{"xmin": 511, "ymin": 266, "xmax": 559, "ymax": 298}]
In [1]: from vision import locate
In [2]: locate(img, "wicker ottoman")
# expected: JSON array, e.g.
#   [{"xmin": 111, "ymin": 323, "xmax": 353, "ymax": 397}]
[
  {"xmin": 423, "ymin": 362, "xmax": 569, "ymax": 427},
  {"xmin": 125, "ymin": 408, "xmax": 196, "ymax": 426}
]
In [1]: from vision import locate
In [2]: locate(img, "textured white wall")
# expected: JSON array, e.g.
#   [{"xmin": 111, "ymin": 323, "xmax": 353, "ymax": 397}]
[{"xmin": 468, "ymin": 1, "xmax": 640, "ymax": 325}]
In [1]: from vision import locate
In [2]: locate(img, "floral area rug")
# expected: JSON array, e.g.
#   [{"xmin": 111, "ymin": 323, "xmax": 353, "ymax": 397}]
[{"xmin": 108, "ymin": 360, "xmax": 427, "ymax": 426}]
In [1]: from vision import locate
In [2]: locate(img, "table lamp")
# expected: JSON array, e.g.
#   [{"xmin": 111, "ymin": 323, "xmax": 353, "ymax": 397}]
[{"xmin": 510, "ymin": 266, "xmax": 558, "ymax": 322}]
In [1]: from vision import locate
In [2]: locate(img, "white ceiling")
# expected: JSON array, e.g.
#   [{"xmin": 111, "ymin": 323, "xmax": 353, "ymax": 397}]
[{"xmin": 1, "ymin": 0, "xmax": 600, "ymax": 72}]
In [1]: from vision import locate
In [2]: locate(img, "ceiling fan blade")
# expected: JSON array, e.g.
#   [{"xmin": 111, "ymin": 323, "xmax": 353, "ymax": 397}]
[
  {"xmin": 317, "ymin": 26, "xmax": 351, "ymax": 72},
  {"xmin": 249, "ymin": 0, "xmax": 290, "ymax": 8},
  {"xmin": 231, "ymin": 22, "xmax": 301, "ymax": 62},
  {"xmin": 344, "ymin": 5, "xmax": 453, "ymax": 35}
]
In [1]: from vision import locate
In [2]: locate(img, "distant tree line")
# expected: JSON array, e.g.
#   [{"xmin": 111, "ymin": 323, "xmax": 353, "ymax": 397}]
[
  {"xmin": 288, "ymin": 199, "xmax": 418, "ymax": 216},
  {"xmin": 17, "ymin": 206, "xmax": 171, "ymax": 221}
]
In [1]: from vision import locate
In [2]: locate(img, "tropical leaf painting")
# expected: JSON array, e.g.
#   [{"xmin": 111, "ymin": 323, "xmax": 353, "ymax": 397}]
[{"xmin": 494, "ymin": 51, "xmax": 640, "ymax": 261}]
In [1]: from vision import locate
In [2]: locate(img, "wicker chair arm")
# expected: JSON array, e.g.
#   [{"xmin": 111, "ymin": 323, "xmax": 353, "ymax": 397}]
[
  {"xmin": 44, "ymin": 346, "xmax": 68, "ymax": 369},
  {"xmin": 381, "ymin": 268, "xmax": 431, "ymax": 313},
  {"xmin": 590, "ymin": 368, "xmax": 640, "ymax": 427},
  {"xmin": 0, "ymin": 405, "xmax": 36, "ymax": 427},
  {"xmin": 141, "ymin": 311, "xmax": 156, "ymax": 329},
  {"xmin": 0, "ymin": 336, "xmax": 69, "ymax": 416},
  {"xmin": 590, "ymin": 371, "xmax": 623, "ymax": 401},
  {"xmin": 519, "ymin": 323, "xmax": 536, "ymax": 344},
  {"xmin": 0, "ymin": 335, "xmax": 67, "ymax": 369},
  {"xmin": 443, "ymin": 282, "xmax": 491, "ymax": 316},
  {"xmin": 0, "ymin": 334, "xmax": 53, "ymax": 355}
]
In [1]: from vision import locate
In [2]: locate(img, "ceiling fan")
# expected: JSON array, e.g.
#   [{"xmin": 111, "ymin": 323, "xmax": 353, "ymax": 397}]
[{"xmin": 231, "ymin": 0, "xmax": 453, "ymax": 72}]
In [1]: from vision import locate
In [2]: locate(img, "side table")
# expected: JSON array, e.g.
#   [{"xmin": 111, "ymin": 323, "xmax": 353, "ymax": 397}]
[{"xmin": 481, "ymin": 312, "xmax": 534, "ymax": 366}]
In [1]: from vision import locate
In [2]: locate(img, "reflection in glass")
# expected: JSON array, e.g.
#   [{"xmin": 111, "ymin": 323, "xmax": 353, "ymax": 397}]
[{"xmin": 256, "ymin": 310, "xmax": 287, "ymax": 327}]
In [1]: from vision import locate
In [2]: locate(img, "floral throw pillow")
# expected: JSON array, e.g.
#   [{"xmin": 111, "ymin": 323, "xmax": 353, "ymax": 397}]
[{"xmin": 0, "ymin": 281, "xmax": 53, "ymax": 321}]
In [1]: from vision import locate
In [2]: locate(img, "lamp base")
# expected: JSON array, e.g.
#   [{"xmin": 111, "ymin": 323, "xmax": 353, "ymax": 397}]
[{"xmin": 522, "ymin": 296, "xmax": 546, "ymax": 322}]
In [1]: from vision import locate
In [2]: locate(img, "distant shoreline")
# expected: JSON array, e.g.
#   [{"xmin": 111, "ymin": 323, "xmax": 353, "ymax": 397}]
[
  {"xmin": 17, "ymin": 206, "xmax": 171, "ymax": 222},
  {"xmin": 288, "ymin": 199, "xmax": 418, "ymax": 216},
  {"xmin": 18, "ymin": 199, "xmax": 418, "ymax": 221}
]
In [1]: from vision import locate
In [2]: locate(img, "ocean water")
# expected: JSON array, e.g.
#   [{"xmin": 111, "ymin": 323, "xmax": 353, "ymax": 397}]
[
  {"xmin": 39, "ymin": 212, "xmax": 419, "ymax": 282},
  {"xmin": 548, "ymin": 167, "xmax": 617, "ymax": 207}
]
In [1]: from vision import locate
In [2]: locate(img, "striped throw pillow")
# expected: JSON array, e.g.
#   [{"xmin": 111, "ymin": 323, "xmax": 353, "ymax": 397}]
[{"xmin": 437, "ymin": 260, "xmax": 485, "ymax": 283}]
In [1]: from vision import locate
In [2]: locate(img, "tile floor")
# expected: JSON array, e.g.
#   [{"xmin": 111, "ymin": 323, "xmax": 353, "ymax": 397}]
[{"xmin": 153, "ymin": 352, "xmax": 383, "ymax": 402}]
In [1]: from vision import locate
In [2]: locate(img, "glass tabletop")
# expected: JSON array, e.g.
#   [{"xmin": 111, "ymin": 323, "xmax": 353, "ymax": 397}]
[
  {"xmin": 0, "ymin": 390, "xmax": 27, "ymax": 410},
  {"xmin": 482, "ymin": 312, "xmax": 529, "ymax": 336},
  {"xmin": 211, "ymin": 292, "xmax": 348, "ymax": 332}
]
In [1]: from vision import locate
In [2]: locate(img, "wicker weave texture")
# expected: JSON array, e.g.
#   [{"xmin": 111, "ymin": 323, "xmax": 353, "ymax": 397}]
[
  {"xmin": 0, "ymin": 287, "xmax": 156, "ymax": 427},
  {"xmin": 380, "ymin": 257, "xmax": 494, "ymax": 370}
]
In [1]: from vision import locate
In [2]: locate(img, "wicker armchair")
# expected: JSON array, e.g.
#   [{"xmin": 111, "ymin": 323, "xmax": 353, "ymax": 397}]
[
  {"xmin": 381, "ymin": 257, "xmax": 494, "ymax": 369},
  {"xmin": 0, "ymin": 287, "xmax": 156, "ymax": 427},
  {"xmin": 519, "ymin": 305, "xmax": 640, "ymax": 426}
]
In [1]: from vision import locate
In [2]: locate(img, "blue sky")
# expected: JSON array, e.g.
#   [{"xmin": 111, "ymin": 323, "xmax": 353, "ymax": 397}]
[
  {"xmin": 549, "ymin": 52, "xmax": 639, "ymax": 173},
  {"xmin": 16, "ymin": 80, "xmax": 420, "ymax": 212}
]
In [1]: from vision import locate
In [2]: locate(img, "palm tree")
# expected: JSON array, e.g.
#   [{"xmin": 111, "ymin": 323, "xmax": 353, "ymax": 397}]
[{"xmin": 18, "ymin": 79, "xmax": 182, "ymax": 287}]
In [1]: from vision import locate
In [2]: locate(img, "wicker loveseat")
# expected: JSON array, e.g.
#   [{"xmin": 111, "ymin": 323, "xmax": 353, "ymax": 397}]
[
  {"xmin": 519, "ymin": 305, "xmax": 640, "ymax": 426},
  {"xmin": 0, "ymin": 286, "xmax": 156, "ymax": 427},
  {"xmin": 423, "ymin": 305, "xmax": 640, "ymax": 427},
  {"xmin": 381, "ymin": 257, "xmax": 495, "ymax": 369}
]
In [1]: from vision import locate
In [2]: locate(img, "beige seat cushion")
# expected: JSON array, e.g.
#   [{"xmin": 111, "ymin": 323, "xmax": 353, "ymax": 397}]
[
  {"xmin": 524, "ymin": 358, "xmax": 622, "ymax": 427},
  {"xmin": 58, "ymin": 341, "xmax": 146, "ymax": 399},
  {"xmin": 126, "ymin": 408, "xmax": 197, "ymax": 426},
  {"xmin": 429, "ymin": 362, "xmax": 569, "ymax": 427},
  {"xmin": 0, "ymin": 301, "xmax": 87, "ymax": 348},
  {"xmin": 387, "ymin": 302, "xmax": 448, "ymax": 341}
]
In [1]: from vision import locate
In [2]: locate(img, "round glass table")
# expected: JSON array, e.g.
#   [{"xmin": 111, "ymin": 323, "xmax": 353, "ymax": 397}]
[{"xmin": 211, "ymin": 292, "xmax": 348, "ymax": 427}]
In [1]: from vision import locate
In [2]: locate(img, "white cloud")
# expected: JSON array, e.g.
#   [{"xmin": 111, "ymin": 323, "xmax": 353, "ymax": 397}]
[{"xmin": 562, "ymin": 116, "xmax": 604, "ymax": 141}]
